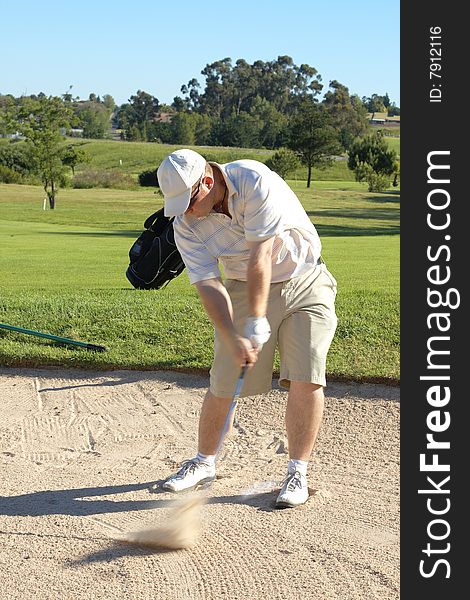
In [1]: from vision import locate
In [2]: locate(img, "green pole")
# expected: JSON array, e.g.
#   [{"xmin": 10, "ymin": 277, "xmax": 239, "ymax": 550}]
[{"xmin": 0, "ymin": 323, "xmax": 107, "ymax": 352}]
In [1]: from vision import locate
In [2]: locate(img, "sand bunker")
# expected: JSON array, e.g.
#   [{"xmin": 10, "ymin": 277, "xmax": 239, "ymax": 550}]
[{"xmin": 0, "ymin": 367, "xmax": 399, "ymax": 599}]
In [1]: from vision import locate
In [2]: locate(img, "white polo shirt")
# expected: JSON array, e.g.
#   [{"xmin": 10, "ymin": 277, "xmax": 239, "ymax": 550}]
[{"xmin": 173, "ymin": 159, "xmax": 322, "ymax": 284}]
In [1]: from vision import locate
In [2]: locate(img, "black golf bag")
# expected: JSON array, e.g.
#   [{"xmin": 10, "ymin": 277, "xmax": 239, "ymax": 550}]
[{"xmin": 126, "ymin": 208, "xmax": 186, "ymax": 290}]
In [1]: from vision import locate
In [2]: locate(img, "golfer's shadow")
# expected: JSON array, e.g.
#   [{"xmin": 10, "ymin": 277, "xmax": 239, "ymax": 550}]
[
  {"xmin": 0, "ymin": 481, "xmax": 171, "ymax": 518},
  {"xmin": 68, "ymin": 491, "xmax": 281, "ymax": 566},
  {"xmin": 34, "ymin": 370, "xmax": 209, "ymax": 393},
  {"xmin": 1, "ymin": 481, "xmax": 283, "ymax": 565},
  {"xmin": 0, "ymin": 480, "xmax": 279, "ymax": 519}
]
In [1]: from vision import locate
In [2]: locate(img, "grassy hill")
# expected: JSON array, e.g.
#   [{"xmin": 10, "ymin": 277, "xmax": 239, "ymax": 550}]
[
  {"xmin": 1, "ymin": 134, "xmax": 400, "ymax": 185},
  {"xmin": 65, "ymin": 139, "xmax": 358, "ymax": 183}
]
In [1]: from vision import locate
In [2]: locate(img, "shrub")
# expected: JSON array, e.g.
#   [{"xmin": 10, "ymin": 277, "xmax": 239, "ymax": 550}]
[
  {"xmin": 0, "ymin": 143, "xmax": 34, "ymax": 176},
  {"xmin": 138, "ymin": 169, "xmax": 159, "ymax": 187},
  {"xmin": 354, "ymin": 161, "xmax": 390, "ymax": 192},
  {"xmin": 366, "ymin": 172, "xmax": 391, "ymax": 193},
  {"xmin": 265, "ymin": 148, "xmax": 301, "ymax": 179},
  {"xmin": 72, "ymin": 169, "xmax": 135, "ymax": 189},
  {"xmin": 348, "ymin": 131, "xmax": 397, "ymax": 177},
  {"xmin": 0, "ymin": 165, "xmax": 23, "ymax": 183}
]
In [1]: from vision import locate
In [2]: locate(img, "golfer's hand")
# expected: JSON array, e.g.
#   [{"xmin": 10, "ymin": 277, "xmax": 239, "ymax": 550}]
[
  {"xmin": 244, "ymin": 316, "xmax": 271, "ymax": 352},
  {"xmin": 229, "ymin": 335, "xmax": 258, "ymax": 369}
]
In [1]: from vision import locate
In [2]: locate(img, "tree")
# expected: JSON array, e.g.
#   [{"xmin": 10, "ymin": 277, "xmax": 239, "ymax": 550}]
[
  {"xmin": 249, "ymin": 97, "xmax": 287, "ymax": 148},
  {"xmin": 170, "ymin": 112, "xmax": 197, "ymax": 145},
  {"xmin": 62, "ymin": 85, "xmax": 74, "ymax": 103},
  {"xmin": 194, "ymin": 114, "xmax": 213, "ymax": 145},
  {"xmin": 287, "ymin": 100, "xmax": 341, "ymax": 187},
  {"xmin": 322, "ymin": 80, "xmax": 369, "ymax": 150},
  {"xmin": 76, "ymin": 102, "xmax": 110, "ymax": 138},
  {"xmin": 180, "ymin": 78, "xmax": 201, "ymax": 111},
  {"xmin": 231, "ymin": 59, "xmax": 258, "ymax": 115},
  {"xmin": 171, "ymin": 96, "xmax": 185, "ymax": 112},
  {"xmin": 61, "ymin": 144, "xmax": 90, "ymax": 175},
  {"xmin": 362, "ymin": 93, "xmax": 387, "ymax": 113},
  {"xmin": 102, "ymin": 94, "xmax": 116, "ymax": 111},
  {"xmin": 0, "ymin": 94, "xmax": 16, "ymax": 136},
  {"xmin": 116, "ymin": 90, "xmax": 160, "ymax": 140},
  {"xmin": 210, "ymin": 112, "xmax": 263, "ymax": 148},
  {"xmin": 0, "ymin": 143, "xmax": 35, "ymax": 177},
  {"xmin": 199, "ymin": 57, "xmax": 233, "ymax": 118},
  {"xmin": 196, "ymin": 55, "xmax": 323, "ymax": 120},
  {"xmin": 347, "ymin": 131, "xmax": 398, "ymax": 192},
  {"xmin": 252, "ymin": 56, "xmax": 322, "ymax": 114},
  {"xmin": 130, "ymin": 90, "xmax": 159, "ymax": 139},
  {"xmin": 149, "ymin": 120, "xmax": 173, "ymax": 143},
  {"xmin": 265, "ymin": 148, "xmax": 300, "ymax": 179},
  {"xmin": 387, "ymin": 104, "xmax": 400, "ymax": 116},
  {"xmin": 15, "ymin": 95, "xmax": 73, "ymax": 209}
]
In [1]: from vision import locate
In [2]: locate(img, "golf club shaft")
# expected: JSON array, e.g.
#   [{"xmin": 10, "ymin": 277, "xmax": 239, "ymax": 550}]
[
  {"xmin": 215, "ymin": 363, "xmax": 248, "ymax": 458},
  {"xmin": 0, "ymin": 323, "xmax": 107, "ymax": 352}
]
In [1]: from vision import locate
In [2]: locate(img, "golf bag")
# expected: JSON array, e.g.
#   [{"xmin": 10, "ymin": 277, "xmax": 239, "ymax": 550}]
[{"xmin": 126, "ymin": 208, "xmax": 186, "ymax": 290}]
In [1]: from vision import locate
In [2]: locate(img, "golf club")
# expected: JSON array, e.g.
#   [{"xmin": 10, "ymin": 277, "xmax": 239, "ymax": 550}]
[
  {"xmin": 0, "ymin": 322, "xmax": 107, "ymax": 352},
  {"xmin": 117, "ymin": 364, "xmax": 249, "ymax": 550},
  {"xmin": 215, "ymin": 362, "xmax": 248, "ymax": 457}
]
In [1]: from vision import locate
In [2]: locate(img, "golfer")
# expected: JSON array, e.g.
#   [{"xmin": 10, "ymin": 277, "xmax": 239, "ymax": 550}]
[{"xmin": 158, "ymin": 149, "xmax": 337, "ymax": 508}]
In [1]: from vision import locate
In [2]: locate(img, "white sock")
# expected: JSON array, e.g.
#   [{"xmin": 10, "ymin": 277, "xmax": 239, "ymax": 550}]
[
  {"xmin": 196, "ymin": 452, "xmax": 216, "ymax": 466},
  {"xmin": 288, "ymin": 459, "xmax": 308, "ymax": 476}
]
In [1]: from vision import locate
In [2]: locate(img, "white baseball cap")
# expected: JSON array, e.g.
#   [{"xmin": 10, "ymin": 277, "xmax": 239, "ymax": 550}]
[{"xmin": 157, "ymin": 149, "xmax": 206, "ymax": 217}]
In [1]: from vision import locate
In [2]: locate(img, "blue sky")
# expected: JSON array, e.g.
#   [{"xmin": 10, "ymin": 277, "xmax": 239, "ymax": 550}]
[{"xmin": 2, "ymin": 1, "xmax": 399, "ymax": 107}]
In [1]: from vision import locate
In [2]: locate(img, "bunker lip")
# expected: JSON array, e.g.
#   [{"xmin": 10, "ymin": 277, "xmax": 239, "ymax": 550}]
[{"xmin": 0, "ymin": 361, "xmax": 401, "ymax": 387}]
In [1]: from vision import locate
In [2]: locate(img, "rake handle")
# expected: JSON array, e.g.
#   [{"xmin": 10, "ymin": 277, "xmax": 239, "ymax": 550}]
[{"xmin": 0, "ymin": 323, "xmax": 107, "ymax": 352}]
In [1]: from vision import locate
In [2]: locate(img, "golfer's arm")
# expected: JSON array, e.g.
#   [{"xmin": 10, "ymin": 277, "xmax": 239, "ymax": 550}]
[
  {"xmin": 247, "ymin": 237, "xmax": 274, "ymax": 317},
  {"xmin": 195, "ymin": 278, "xmax": 237, "ymax": 341}
]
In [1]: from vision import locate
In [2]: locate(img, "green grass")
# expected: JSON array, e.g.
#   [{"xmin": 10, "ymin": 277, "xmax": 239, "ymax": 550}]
[
  {"xmin": 384, "ymin": 136, "xmax": 400, "ymax": 156},
  {"xmin": 0, "ymin": 180, "xmax": 399, "ymax": 383}
]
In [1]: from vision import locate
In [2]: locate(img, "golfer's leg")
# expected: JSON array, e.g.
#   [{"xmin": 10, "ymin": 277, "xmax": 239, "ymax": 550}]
[
  {"xmin": 198, "ymin": 390, "xmax": 233, "ymax": 456},
  {"xmin": 285, "ymin": 381, "xmax": 324, "ymax": 461}
]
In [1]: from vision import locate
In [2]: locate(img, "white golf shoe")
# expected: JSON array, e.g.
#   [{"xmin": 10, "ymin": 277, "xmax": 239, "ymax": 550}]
[
  {"xmin": 275, "ymin": 470, "xmax": 309, "ymax": 508},
  {"xmin": 162, "ymin": 458, "xmax": 216, "ymax": 492}
]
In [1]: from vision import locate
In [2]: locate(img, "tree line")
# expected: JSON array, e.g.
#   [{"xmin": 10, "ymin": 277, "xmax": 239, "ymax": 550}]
[
  {"xmin": 1, "ymin": 55, "xmax": 399, "ymax": 151},
  {"xmin": 0, "ymin": 55, "xmax": 399, "ymax": 207},
  {"xmin": 113, "ymin": 55, "xmax": 399, "ymax": 150}
]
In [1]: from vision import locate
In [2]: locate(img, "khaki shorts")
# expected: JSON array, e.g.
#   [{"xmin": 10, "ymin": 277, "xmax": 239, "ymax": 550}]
[{"xmin": 209, "ymin": 263, "xmax": 338, "ymax": 398}]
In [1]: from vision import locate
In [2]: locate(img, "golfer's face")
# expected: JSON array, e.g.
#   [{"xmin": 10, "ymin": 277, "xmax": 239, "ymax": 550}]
[{"xmin": 185, "ymin": 176, "xmax": 212, "ymax": 217}]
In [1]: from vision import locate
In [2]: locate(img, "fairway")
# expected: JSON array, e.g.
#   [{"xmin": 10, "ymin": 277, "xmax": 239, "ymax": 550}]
[{"xmin": 0, "ymin": 179, "xmax": 399, "ymax": 382}]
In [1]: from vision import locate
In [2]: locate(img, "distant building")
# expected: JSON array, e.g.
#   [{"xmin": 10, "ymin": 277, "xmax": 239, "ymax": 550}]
[
  {"xmin": 367, "ymin": 112, "xmax": 400, "ymax": 126},
  {"xmin": 367, "ymin": 112, "xmax": 387, "ymax": 124},
  {"xmin": 69, "ymin": 128, "xmax": 84, "ymax": 137}
]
